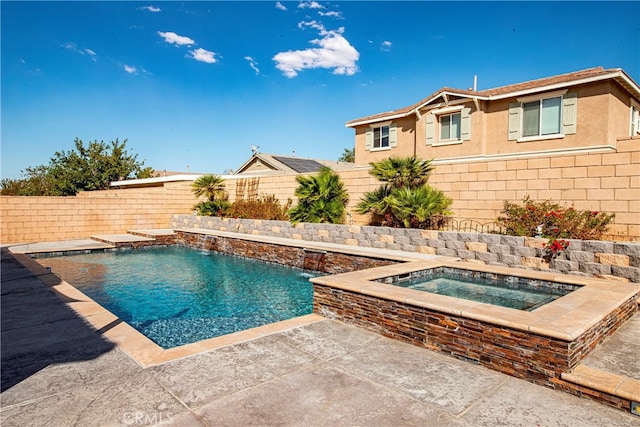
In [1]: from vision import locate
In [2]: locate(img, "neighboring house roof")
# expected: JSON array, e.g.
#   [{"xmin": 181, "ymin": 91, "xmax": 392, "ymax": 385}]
[
  {"xmin": 234, "ymin": 153, "xmax": 356, "ymax": 175},
  {"xmin": 110, "ymin": 174, "xmax": 203, "ymax": 188},
  {"xmin": 346, "ymin": 67, "xmax": 640, "ymax": 127}
]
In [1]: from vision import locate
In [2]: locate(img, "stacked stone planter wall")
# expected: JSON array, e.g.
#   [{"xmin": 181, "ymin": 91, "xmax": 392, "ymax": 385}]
[{"xmin": 171, "ymin": 215, "xmax": 640, "ymax": 283}]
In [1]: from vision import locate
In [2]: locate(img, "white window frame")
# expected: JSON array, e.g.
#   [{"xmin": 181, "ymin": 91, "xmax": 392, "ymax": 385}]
[
  {"xmin": 371, "ymin": 124, "xmax": 390, "ymax": 151},
  {"xmin": 438, "ymin": 112, "xmax": 462, "ymax": 143},
  {"xmin": 516, "ymin": 89, "xmax": 567, "ymax": 142},
  {"xmin": 631, "ymin": 99, "xmax": 640, "ymax": 136},
  {"xmin": 430, "ymin": 105, "xmax": 465, "ymax": 146}
]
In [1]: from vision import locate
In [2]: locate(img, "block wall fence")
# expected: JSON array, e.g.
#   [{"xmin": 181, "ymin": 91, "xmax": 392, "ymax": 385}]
[
  {"xmin": 0, "ymin": 182, "xmax": 196, "ymax": 244},
  {"xmin": 1, "ymin": 138, "xmax": 638, "ymax": 243}
]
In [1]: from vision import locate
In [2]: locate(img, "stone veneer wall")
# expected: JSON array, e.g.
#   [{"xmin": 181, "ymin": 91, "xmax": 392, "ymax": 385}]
[
  {"xmin": 172, "ymin": 215, "xmax": 640, "ymax": 283},
  {"xmin": 313, "ymin": 284, "xmax": 638, "ymax": 411},
  {"xmin": 314, "ymin": 285, "xmax": 637, "ymax": 382},
  {"xmin": 174, "ymin": 231, "xmax": 395, "ymax": 274}
]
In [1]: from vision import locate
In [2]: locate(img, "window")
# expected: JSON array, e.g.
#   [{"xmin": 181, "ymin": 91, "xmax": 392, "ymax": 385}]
[
  {"xmin": 425, "ymin": 106, "xmax": 471, "ymax": 145},
  {"xmin": 508, "ymin": 91, "xmax": 576, "ymax": 141},
  {"xmin": 373, "ymin": 125, "xmax": 389, "ymax": 149},
  {"xmin": 440, "ymin": 113, "xmax": 461, "ymax": 141},
  {"xmin": 364, "ymin": 122, "xmax": 397, "ymax": 151},
  {"xmin": 522, "ymin": 96, "xmax": 561, "ymax": 137},
  {"xmin": 631, "ymin": 103, "xmax": 640, "ymax": 136}
]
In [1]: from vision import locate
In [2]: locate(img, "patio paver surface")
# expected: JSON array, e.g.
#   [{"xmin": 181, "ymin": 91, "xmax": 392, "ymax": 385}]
[{"xmin": 1, "ymin": 247, "xmax": 638, "ymax": 426}]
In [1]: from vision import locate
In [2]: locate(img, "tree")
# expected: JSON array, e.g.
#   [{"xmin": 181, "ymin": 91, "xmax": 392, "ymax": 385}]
[
  {"xmin": 1, "ymin": 138, "xmax": 153, "ymax": 196},
  {"xmin": 192, "ymin": 174, "xmax": 226, "ymax": 201},
  {"xmin": 191, "ymin": 174, "xmax": 230, "ymax": 216},
  {"xmin": 369, "ymin": 156, "xmax": 434, "ymax": 188},
  {"xmin": 288, "ymin": 167, "xmax": 349, "ymax": 224},
  {"xmin": 338, "ymin": 147, "xmax": 355, "ymax": 163},
  {"xmin": 384, "ymin": 186, "xmax": 452, "ymax": 229},
  {"xmin": 356, "ymin": 155, "xmax": 451, "ymax": 229}
]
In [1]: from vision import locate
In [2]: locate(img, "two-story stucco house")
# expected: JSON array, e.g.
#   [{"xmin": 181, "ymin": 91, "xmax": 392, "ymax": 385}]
[{"xmin": 346, "ymin": 67, "xmax": 640, "ymax": 165}]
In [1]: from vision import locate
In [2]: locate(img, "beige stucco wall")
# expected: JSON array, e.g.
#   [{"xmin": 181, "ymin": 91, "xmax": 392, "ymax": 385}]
[
  {"xmin": 1, "ymin": 137, "xmax": 638, "ymax": 243},
  {"xmin": 354, "ymin": 81, "xmax": 635, "ymax": 165}
]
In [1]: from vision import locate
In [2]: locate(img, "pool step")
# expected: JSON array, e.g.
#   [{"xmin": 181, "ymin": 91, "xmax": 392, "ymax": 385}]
[
  {"xmin": 558, "ymin": 312, "xmax": 640, "ymax": 415},
  {"xmin": 559, "ymin": 365, "xmax": 639, "ymax": 415},
  {"xmin": 90, "ymin": 229, "xmax": 177, "ymax": 248}
]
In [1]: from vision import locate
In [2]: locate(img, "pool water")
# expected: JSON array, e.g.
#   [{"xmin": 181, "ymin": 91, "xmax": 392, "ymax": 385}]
[
  {"xmin": 39, "ymin": 246, "xmax": 314, "ymax": 348},
  {"xmin": 388, "ymin": 272, "xmax": 570, "ymax": 311}
]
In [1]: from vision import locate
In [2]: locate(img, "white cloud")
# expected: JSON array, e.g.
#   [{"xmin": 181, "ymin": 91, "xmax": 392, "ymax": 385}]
[
  {"xmin": 273, "ymin": 23, "xmax": 359, "ymax": 78},
  {"xmin": 298, "ymin": 1, "xmax": 324, "ymax": 9},
  {"xmin": 140, "ymin": 5, "xmax": 161, "ymax": 13},
  {"xmin": 381, "ymin": 41, "xmax": 392, "ymax": 51},
  {"xmin": 189, "ymin": 48, "xmax": 217, "ymax": 64},
  {"xmin": 62, "ymin": 42, "xmax": 98, "ymax": 61},
  {"xmin": 245, "ymin": 56, "xmax": 260, "ymax": 74},
  {"xmin": 158, "ymin": 31, "xmax": 195, "ymax": 46},
  {"xmin": 124, "ymin": 65, "xmax": 137, "ymax": 74},
  {"xmin": 319, "ymin": 11, "xmax": 343, "ymax": 19},
  {"xmin": 275, "ymin": 1, "xmax": 287, "ymax": 11}
]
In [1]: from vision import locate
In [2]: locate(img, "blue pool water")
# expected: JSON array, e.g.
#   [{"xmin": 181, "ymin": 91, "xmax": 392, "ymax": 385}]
[
  {"xmin": 383, "ymin": 269, "xmax": 574, "ymax": 311},
  {"xmin": 39, "ymin": 246, "xmax": 314, "ymax": 348}
]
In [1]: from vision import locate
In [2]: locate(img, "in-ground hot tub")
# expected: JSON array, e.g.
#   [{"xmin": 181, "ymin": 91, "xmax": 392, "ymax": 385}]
[
  {"xmin": 376, "ymin": 266, "xmax": 581, "ymax": 312},
  {"xmin": 311, "ymin": 259, "xmax": 638, "ymax": 386}
]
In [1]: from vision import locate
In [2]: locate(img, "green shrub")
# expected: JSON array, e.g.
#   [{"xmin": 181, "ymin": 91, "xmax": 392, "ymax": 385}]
[
  {"xmin": 289, "ymin": 167, "xmax": 349, "ymax": 224},
  {"xmin": 382, "ymin": 186, "xmax": 453, "ymax": 229},
  {"xmin": 356, "ymin": 155, "xmax": 451, "ymax": 229},
  {"xmin": 194, "ymin": 200, "xmax": 231, "ymax": 216},
  {"xmin": 227, "ymin": 195, "xmax": 291, "ymax": 220},
  {"xmin": 497, "ymin": 196, "xmax": 615, "ymax": 240}
]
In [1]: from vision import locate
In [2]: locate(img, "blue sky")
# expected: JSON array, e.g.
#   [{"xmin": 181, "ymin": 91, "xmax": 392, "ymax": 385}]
[{"xmin": 2, "ymin": 1, "xmax": 639, "ymax": 179}]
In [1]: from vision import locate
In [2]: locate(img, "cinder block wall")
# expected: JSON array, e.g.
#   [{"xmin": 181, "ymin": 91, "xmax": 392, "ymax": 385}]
[
  {"xmin": 2, "ymin": 138, "xmax": 638, "ymax": 243},
  {"xmin": 0, "ymin": 182, "xmax": 196, "ymax": 244},
  {"xmin": 226, "ymin": 139, "xmax": 639, "ymax": 240},
  {"xmin": 424, "ymin": 138, "xmax": 639, "ymax": 240}
]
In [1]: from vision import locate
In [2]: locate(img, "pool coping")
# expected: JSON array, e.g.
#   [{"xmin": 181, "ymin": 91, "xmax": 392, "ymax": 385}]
[
  {"xmin": 310, "ymin": 259, "xmax": 639, "ymax": 341},
  {"xmin": 9, "ymin": 252, "xmax": 326, "ymax": 368}
]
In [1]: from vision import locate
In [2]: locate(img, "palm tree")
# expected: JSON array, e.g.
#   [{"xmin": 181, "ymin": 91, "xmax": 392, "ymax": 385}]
[
  {"xmin": 192, "ymin": 174, "xmax": 226, "ymax": 201},
  {"xmin": 385, "ymin": 186, "xmax": 452, "ymax": 228},
  {"xmin": 357, "ymin": 155, "xmax": 450, "ymax": 229},
  {"xmin": 289, "ymin": 167, "xmax": 349, "ymax": 224},
  {"xmin": 191, "ymin": 174, "xmax": 230, "ymax": 216},
  {"xmin": 369, "ymin": 156, "xmax": 434, "ymax": 189}
]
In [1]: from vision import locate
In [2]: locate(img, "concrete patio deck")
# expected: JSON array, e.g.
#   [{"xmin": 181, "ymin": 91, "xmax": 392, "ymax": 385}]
[{"xmin": 2, "ymin": 245, "xmax": 639, "ymax": 426}]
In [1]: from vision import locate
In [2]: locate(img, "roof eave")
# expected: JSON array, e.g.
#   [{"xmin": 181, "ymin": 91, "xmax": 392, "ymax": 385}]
[
  {"xmin": 345, "ymin": 90, "xmax": 489, "ymax": 127},
  {"xmin": 487, "ymin": 70, "xmax": 640, "ymax": 100}
]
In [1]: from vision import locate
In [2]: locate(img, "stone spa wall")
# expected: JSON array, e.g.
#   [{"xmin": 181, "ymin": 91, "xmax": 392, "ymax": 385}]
[{"xmin": 171, "ymin": 215, "xmax": 640, "ymax": 283}]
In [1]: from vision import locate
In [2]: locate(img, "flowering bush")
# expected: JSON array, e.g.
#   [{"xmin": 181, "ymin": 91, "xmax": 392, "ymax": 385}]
[
  {"xmin": 497, "ymin": 196, "xmax": 614, "ymax": 240},
  {"xmin": 543, "ymin": 238, "xmax": 570, "ymax": 261}
]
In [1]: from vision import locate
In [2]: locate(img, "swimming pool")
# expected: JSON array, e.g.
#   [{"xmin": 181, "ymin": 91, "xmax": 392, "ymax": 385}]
[
  {"xmin": 377, "ymin": 267, "xmax": 578, "ymax": 311},
  {"xmin": 38, "ymin": 246, "xmax": 314, "ymax": 348}
]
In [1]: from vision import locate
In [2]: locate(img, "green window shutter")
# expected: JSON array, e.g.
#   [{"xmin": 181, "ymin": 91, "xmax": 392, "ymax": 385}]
[
  {"xmin": 425, "ymin": 113, "xmax": 435, "ymax": 145},
  {"xmin": 365, "ymin": 127, "xmax": 372, "ymax": 151},
  {"xmin": 389, "ymin": 123, "xmax": 398, "ymax": 147},
  {"xmin": 461, "ymin": 107, "xmax": 472, "ymax": 141},
  {"xmin": 508, "ymin": 102, "xmax": 521, "ymax": 140},
  {"xmin": 562, "ymin": 92, "xmax": 577, "ymax": 135}
]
